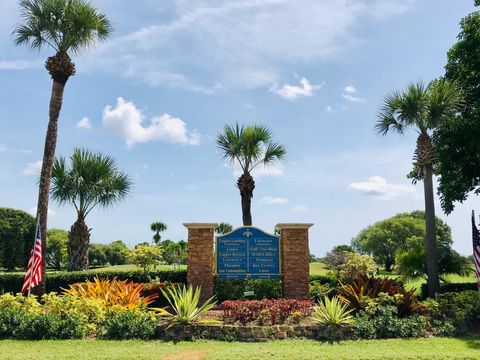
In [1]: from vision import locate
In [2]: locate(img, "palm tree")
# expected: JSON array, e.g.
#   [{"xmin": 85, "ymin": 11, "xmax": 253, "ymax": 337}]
[
  {"xmin": 151, "ymin": 221, "xmax": 167, "ymax": 244},
  {"xmin": 217, "ymin": 123, "xmax": 286, "ymax": 226},
  {"xmin": 215, "ymin": 222, "xmax": 233, "ymax": 235},
  {"xmin": 51, "ymin": 148, "xmax": 132, "ymax": 271},
  {"xmin": 13, "ymin": 0, "xmax": 112, "ymax": 288},
  {"xmin": 376, "ymin": 79, "xmax": 463, "ymax": 297}
]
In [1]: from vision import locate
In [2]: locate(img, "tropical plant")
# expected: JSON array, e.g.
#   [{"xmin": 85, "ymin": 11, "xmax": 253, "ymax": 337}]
[
  {"xmin": 312, "ymin": 296, "xmax": 353, "ymax": 328},
  {"xmin": 13, "ymin": 0, "xmax": 112, "ymax": 292},
  {"xmin": 46, "ymin": 229, "xmax": 68, "ymax": 270},
  {"xmin": 215, "ymin": 222, "xmax": 233, "ymax": 235},
  {"xmin": 51, "ymin": 148, "xmax": 132, "ymax": 270},
  {"xmin": 150, "ymin": 221, "xmax": 167, "ymax": 244},
  {"xmin": 62, "ymin": 277, "xmax": 158, "ymax": 310},
  {"xmin": 216, "ymin": 123, "xmax": 286, "ymax": 225},
  {"xmin": 338, "ymin": 274, "xmax": 423, "ymax": 317},
  {"xmin": 127, "ymin": 244, "xmax": 163, "ymax": 272},
  {"xmin": 376, "ymin": 79, "xmax": 463, "ymax": 297},
  {"xmin": 159, "ymin": 285, "xmax": 216, "ymax": 326}
]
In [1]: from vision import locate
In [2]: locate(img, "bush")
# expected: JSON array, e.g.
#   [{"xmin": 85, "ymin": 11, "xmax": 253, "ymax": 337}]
[
  {"xmin": 338, "ymin": 275, "xmax": 424, "ymax": 317},
  {"xmin": 104, "ymin": 310, "xmax": 158, "ymax": 340},
  {"xmin": 220, "ymin": 299, "xmax": 314, "ymax": 325},
  {"xmin": 309, "ymin": 282, "xmax": 335, "ymax": 302},
  {"xmin": 425, "ymin": 290, "xmax": 480, "ymax": 334},
  {"xmin": 420, "ymin": 282, "xmax": 478, "ymax": 298},
  {"xmin": 312, "ymin": 296, "xmax": 353, "ymax": 328},
  {"xmin": 353, "ymin": 305, "xmax": 428, "ymax": 339},
  {"xmin": 214, "ymin": 277, "xmax": 282, "ymax": 301},
  {"xmin": 0, "ymin": 269, "xmax": 187, "ymax": 294}
]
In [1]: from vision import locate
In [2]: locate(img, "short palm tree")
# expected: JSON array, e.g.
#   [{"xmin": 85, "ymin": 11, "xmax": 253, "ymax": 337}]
[
  {"xmin": 217, "ymin": 124, "xmax": 286, "ymax": 226},
  {"xmin": 51, "ymin": 148, "xmax": 132, "ymax": 271},
  {"xmin": 215, "ymin": 222, "xmax": 233, "ymax": 235},
  {"xmin": 150, "ymin": 221, "xmax": 167, "ymax": 244},
  {"xmin": 376, "ymin": 79, "xmax": 463, "ymax": 297},
  {"xmin": 13, "ymin": 0, "xmax": 112, "ymax": 288}
]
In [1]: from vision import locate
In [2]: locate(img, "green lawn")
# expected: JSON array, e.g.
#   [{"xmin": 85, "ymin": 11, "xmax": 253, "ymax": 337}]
[{"xmin": 0, "ymin": 337, "xmax": 479, "ymax": 359}]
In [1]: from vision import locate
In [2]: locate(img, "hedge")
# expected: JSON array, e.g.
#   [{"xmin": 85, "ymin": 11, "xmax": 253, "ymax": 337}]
[
  {"xmin": 0, "ymin": 269, "xmax": 187, "ymax": 294},
  {"xmin": 420, "ymin": 282, "xmax": 478, "ymax": 299}
]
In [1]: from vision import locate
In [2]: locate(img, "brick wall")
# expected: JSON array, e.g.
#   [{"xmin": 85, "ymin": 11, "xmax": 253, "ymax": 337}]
[
  {"xmin": 184, "ymin": 223, "xmax": 217, "ymax": 303},
  {"xmin": 277, "ymin": 223, "xmax": 313, "ymax": 300}
]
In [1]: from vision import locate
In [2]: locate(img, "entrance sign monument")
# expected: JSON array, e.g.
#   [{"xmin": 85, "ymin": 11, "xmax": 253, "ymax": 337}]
[{"xmin": 216, "ymin": 227, "xmax": 280, "ymax": 279}]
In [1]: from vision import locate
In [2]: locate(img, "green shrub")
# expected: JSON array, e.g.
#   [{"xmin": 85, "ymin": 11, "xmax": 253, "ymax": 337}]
[
  {"xmin": 213, "ymin": 277, "xmax": 281, "ymax": 301},
  {"xmin": 309, "ymin": 282, "xmax": 334, "ymax": 302},
  {"xmin": 0, "ymin": 308, "xmax": 29, "ymax": 339},
  {"xmin": 0, "ymin": 269, "xmax": 187, "ymax": 294},
  {"xmin": 353, "ymin": 305, "xmax": 428, "ymax": 339},
  {"xmin": 420, "ymin": 282, "xmax": 478, "ymax": 298},
  {"xmin": 104, "ymin": 310, "xmax": 157, "ymax": 340},
  {"xmin": 426, "ymin": 290, "xmax": 480, "ymax": 334}
]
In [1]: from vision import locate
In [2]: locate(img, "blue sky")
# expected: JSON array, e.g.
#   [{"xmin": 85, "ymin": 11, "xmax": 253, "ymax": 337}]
[{"xmin": 0, "ymin": 0, "xmax": 478, "ymax": 257}]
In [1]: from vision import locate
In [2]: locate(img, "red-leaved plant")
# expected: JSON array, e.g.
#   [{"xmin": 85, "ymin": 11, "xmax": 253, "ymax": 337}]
[{"xmin": 220, "ymin": 299, "xmax": 314, "ymax": 325}]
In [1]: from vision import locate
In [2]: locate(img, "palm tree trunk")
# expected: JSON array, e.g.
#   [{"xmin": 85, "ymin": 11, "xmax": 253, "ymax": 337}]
[
  {"xmin": 33, "ymin": 79, "xmax": 66, "ymax": 295},
  {"xmin": 423, "ymin": 164, "xmax": 440, "ymax": 297},
  {"xmin": 237, "ymin": 171, "xmax": 255, "ymax": 226},
  {"xmin": 68, "ymin": 217, "xmax": 90, "ymax": 271}
]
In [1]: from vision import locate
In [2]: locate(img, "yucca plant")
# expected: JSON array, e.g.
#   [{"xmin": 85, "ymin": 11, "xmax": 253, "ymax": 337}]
[
  {"xmin": 159, "ymin": 285, "xmax": 216, "ymax": 326},
  {"xmin": 63, "ymin": 277, "xmax": 158, "ymax": 310},
  {"xmin": 312, "ymin": 296, "xmax": 353, "ymax": 328}
]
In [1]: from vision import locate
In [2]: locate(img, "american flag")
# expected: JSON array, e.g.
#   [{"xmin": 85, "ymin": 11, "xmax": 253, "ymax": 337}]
[
  {"xmin": 471, "ymin": 211, "xmax": 480, "ymax": 291},
  {"xmin": 21, "ymin": 224, "xmax": 43, "ymax": 294}
]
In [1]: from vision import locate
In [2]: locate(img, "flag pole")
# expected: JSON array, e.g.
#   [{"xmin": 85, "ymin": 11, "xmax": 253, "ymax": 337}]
[{"xmin": 26, "ymin": 219, "xmax": 40, "ymax": 297}]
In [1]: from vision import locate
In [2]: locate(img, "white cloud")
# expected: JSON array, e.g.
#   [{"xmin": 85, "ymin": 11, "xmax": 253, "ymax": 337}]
[
  {"xmin": 102, "ymin": 97, "xmax": 200, "ymax": 148},
  {"xmin": 0, "ymin": 144, "xmax": 32, "ymax": 154},
  {"xmin": 349, "ymin": 176, "xmax": 416, "ymax": 200},
  {"xmin": 270, "ymin": 77, "xmax": 324, "ymax": 101},
  {"xmin": 261, "ymin": 196, "xmax": 289, "ymax": 204},
  {"xmin": 23, "ymin": 160, "xmax": 42, "ymax": 176},
  {"xmin": 291, "ymin": 205, "xmax": 308, "ymax": 212},
  {"xmin": 0, "ymin": 144, "xmax": 6, "ymax": 152},
  {"xmin": 0, "ymin": 60, "xmax": 39, "ymax": 70},
  {"xmin": 326, "ymin": 106, "xmax": 335, "ymax": 113},
  {"xmin": 76, "ymin": 116, "xmax": 92, "ymax": 129},
  {"xmin": 81, "ymin": 0, "xmax": 410, "ymax": 90},
  {"xmin": 342, "ymin": 84, "xmax": 364, "ymax": 102}
]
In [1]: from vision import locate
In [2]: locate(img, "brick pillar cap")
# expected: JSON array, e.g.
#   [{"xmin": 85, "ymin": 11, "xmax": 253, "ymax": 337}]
[
  {"xmin": 183, "ymin": 223, "xmax": 218, "ymax": 229},
  {"xmin": 276, "ymin": 223, "xmax": 313, "ymax": 229}
]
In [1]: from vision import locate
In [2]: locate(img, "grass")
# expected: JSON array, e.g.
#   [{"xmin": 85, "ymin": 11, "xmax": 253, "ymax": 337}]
[{"xmin": 0, "ymin": 337, "xmax": 479, "ymax": 359}]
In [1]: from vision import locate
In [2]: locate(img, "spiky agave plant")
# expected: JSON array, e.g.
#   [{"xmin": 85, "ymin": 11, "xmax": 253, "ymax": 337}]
[
  {"xmin": 312, "ymin": 296, "xmax": 353, "ymax": 328},
  {"xmin": 159, "ymin": 284, "xmax": 216, "ymax": 327}
]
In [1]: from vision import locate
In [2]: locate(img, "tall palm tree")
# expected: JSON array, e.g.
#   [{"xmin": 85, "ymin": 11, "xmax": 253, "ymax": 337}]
[
  {"xmin": 217, "ymin": 124, "xmax": 286, "ymax": 226},
  {"xmin": 376, "ymin": 79, "xmax": 463, "ymax": 297},
  {"xmin": 13, "ymin": 0, "xmax": 112, "ymax": 288},
  {"xmin": 51, "ymin": 148, "xmax": 132, "ymax": 271},
  {"xmin": 151, "ymin": 221, "xmax": 167, "ymax": 245}
]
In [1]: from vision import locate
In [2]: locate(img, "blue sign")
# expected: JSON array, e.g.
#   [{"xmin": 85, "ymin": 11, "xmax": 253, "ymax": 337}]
[{"xmin": 216, "ymin": 227, "xmax": 280, "ymax": 279}]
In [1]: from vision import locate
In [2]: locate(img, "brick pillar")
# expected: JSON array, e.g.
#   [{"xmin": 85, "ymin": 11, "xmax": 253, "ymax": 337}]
[
  {"xmin": 184, "ymin": 223, "xmax": 217, "ymax": 304},
  {"xmin": 277, "ymin": 223, "xmax": 313, "ymax": 300}
]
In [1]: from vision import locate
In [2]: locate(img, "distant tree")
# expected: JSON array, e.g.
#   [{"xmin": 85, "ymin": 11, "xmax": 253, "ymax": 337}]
[
  {"xmin": 161, "ymin": 239, "xmax": 188, "ymax": 266},
  {"xmin": 88, "ymin": 243, "xmax": 108, "ymax": 267},
  {"xmin": 216, "ymin": 223, "xmax": 233, "ymax": 235},
  {"xmin": 376, "ymin": 79, "xmax": 463, "ymax": 297},
  {"xmin": 309, "ymin": 253, "xmax": 320, "ymax": 263},
  {"xmin": 333, "ymin": 245, "xmax": 354, "ymax": 253},
  {"xmin": 150, "ymin": 221, "xmax": 167, "ymax": 244},
  {"xmin": 0, "ymin": 208, "xmax": 36, "ymax": 271},
  {"xmin": 353, "ymin": 211, "xmax": 454, "ymax": 273},
  {"xmin": 104, "ymin": 240, "xmax": 128, "ymax": 265},
  {"xmin": 127, "ymin": 244, "xmax": 163, "ymax": 272},
  {"xmin": 323, "ymin": 249, "xmax": 348, "ymax": 274},
  {"xmin": 435, "ymin": 9, "xmax": 480, "ymax": 213},
  {"xmin": 51, "ymin": 148, "xmax": 132, "ymax": 271},
  {"xmin": 46, "ymin": 229, "xmax": 68, "ymax": 270},
  {"xmin": 217, "ymin": 123, "xmax": 286, "ymax": 225}
]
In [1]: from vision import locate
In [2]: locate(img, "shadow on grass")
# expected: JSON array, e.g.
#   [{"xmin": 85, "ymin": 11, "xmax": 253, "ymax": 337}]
[{"xmin": 460, "ymin": 334, "xmax": 480, "ymax": 350}]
